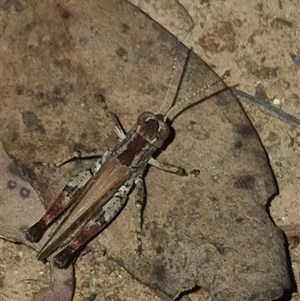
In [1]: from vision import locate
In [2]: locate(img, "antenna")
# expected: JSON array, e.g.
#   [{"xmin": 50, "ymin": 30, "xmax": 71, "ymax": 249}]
[
  {"xmin": 159, "ymin": 46, "xmax": 178, "ymax": 113},
  {"xmin": 158, "ymin": 45, "xmax": 229, "ymax": 122},
  {"xmin": 158, "ymin": 47, "xmax": 192, "ymax": 115},
  {"xmin": 166, "ymin": 77, "xmax": 228, "ymax": 121}
]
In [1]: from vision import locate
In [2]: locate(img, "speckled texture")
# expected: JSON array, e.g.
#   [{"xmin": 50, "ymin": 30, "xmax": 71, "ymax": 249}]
[
  {"xmin": 131, "ymin": 0, "xmax": 300, "ymax": 299},
  {"xmin": 1, "ymin": 0, "xmax": 299, "ymax": 301}
]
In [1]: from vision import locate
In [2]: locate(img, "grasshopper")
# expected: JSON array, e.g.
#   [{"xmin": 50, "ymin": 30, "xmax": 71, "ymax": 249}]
[{"xmin": 25, "ymin": 50, "xmax": 225, "ymax": 269}]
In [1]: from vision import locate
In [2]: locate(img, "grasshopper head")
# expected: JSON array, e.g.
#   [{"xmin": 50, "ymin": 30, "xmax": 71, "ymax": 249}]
[{"xmin": 136, "ymin": 112, "xmax": 169, "ymax": 148}]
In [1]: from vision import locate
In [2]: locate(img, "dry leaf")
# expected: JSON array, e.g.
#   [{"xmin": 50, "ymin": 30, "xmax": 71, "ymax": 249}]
[{"xmin": 0, "ymin": 0, "xmax": 290, "ymax": 300}]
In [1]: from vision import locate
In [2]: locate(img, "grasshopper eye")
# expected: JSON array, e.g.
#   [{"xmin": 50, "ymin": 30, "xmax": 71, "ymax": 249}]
[
  {"xmin": 157, "ymin": 122, "xmax": 169, "ymax": 140},
  {"xmin": 151, "ymin": 121, "xmax": 169, "ymax": 148}
]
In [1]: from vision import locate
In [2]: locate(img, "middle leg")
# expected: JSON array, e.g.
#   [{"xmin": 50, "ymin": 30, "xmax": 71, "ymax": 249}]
[{"xmin": 148, "ymin": 157, "xmax": 187, "ymax": 176}]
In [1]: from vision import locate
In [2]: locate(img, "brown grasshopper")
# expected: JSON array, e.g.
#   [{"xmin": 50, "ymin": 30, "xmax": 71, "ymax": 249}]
[{"xmin": 25, "ymin": 50, "xmax": 225, "ymax": 269}]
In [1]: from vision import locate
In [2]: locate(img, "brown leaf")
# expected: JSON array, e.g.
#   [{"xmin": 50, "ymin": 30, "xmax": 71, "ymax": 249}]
[
  {"xmin": 0, "ymin": 0, "xmax": 290, "ymax": 300},
  {"xmin": 0, "ymin": 143, "xmax": 74, "ymax": 301}
]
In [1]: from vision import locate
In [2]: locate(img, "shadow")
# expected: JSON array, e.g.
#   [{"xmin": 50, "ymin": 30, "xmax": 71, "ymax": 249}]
[{"xmin": 266, "ymin": 194, "xmax": 298, "ymax": 301}]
